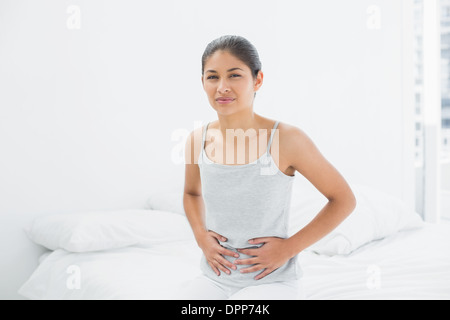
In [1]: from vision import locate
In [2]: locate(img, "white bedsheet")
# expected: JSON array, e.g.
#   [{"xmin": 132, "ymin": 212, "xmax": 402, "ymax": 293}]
[
  {"xmin": 299, "ymin": 222, "xmax": 450, "ymax": 299},
  {"xmin": 19, "ymin": 223, "xmax": 450, "ymax": 300}
]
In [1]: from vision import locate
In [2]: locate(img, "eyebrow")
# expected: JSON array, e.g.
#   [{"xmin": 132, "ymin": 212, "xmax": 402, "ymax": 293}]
[{"xmin": 205, "ymin": 68, "xmax": 244, "ymax": 74}]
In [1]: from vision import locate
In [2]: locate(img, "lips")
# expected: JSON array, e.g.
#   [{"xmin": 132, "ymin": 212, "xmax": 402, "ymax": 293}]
[{"xmin": 216, "ymin": 98, "xmax": 235, "ymax": 102}]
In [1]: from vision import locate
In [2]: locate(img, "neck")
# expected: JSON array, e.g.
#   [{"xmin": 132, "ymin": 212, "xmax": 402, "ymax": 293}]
[{"xmin": 216, "ymin": 110, "xmax": 262, "ymax": 137}]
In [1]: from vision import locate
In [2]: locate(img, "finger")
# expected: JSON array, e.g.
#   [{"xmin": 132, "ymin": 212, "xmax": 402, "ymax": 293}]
[
  {"xmin": 208, "ymin": 261, "xmax": 220, "ymax": 276},
  {"xmin": 219, "ymin": 247, "xmax": 240, "ymax": 258},
  {"xmin": 215, "ymin": 260, "xmax": 232, "ymax": 275},
  {"xmin": 237, "ymin": 248, "xmax": 257, "ymax": 256},
  {"xmin": 239, "ymin": 264, "xmax": 264, "ymax": 274},
  {"xmin": 248, "ymin": 237, "xmax": 271, "ymax": 245},
  {"xmin": 254, "ymin": 268, "xmax": 274, "ymax": 280},
  {"xmin": 216, "ymin": 255, "xmax": 237, "ymax": 271},
  {"xmin": 234, "ymin": 257, "xmax": 258, "ymax": 266},
  {"xmin": 209, "ymin": 230, "xmax": 227, "ymax": 242}
]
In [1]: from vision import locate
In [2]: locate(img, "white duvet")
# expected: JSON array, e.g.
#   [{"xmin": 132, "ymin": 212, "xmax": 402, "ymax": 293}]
[
  {"xmin": 19, "ymin": 222, "xmax": 450, "ymax": 300},
  {"xmin": 20, "ymin": 241, "xmax": 203, "ymax": 300}
]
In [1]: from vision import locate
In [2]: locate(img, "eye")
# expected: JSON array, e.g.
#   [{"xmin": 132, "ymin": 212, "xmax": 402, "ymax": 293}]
[{"xmin": 207, "ymin": 74, "xmax": 241, "ymax": 80}]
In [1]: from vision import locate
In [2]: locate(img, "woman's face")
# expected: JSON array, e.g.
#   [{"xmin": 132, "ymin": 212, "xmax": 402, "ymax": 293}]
[{"xmin": 202, "ymin": 50, "xmax": 263, "ymax": 115}]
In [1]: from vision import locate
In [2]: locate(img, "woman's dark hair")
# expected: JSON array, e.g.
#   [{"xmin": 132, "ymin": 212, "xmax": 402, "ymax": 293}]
[{"xmin": 201, "ymin": 35, "xmax": 262, "ymax": 83}]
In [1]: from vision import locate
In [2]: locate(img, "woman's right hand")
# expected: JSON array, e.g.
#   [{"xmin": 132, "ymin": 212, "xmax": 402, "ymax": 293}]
[{"xmin": 196, "ymin": 230, "xmax": 239, "ymax": 276}]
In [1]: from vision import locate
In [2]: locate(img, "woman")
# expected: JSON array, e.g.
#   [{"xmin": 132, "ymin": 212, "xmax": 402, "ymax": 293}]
[{"xmin": 181, "ymin": 35, "xmax": 356, "ymax": 300}]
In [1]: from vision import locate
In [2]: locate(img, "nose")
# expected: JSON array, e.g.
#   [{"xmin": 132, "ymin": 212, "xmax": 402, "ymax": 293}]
[{"xmin": 217, "ymin": 79, "xmax": 231, "ymax": 94}]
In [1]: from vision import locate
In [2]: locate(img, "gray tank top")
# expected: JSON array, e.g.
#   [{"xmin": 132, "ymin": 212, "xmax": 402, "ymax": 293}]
[{"xmin": 197, "ymin": 120, "xmax": 301, "ymax": 287}]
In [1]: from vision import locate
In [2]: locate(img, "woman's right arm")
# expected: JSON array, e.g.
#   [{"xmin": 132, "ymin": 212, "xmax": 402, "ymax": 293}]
[{"xmin": 183, "ymin": 129, "xmax": 238, "ymax": 276}]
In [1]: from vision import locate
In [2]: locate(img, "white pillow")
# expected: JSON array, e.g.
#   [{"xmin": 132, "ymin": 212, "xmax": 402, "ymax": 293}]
[
  {"xmin": 24, "ymin": 209, "xmax": 194, "ymax": 253},
  {"xmin": 145, "ymin": 191, "xmax": 185, "ymax": 215},
  {"xmin": 288, "ymin": 182, "xmax": 424, "ymax": 256}
]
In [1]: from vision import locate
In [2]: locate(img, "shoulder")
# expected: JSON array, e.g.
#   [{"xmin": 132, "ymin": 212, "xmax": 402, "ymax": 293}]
[
  {"xmin": 185, "ymin": 125, "xmax": 207, "ymax": 165},
  {"xmin": 277, "ymin": 121, "xmax": 312, "ymax": 150},
  {"xmin": 186, "ymin": 125, "xmax": 203, "ymax": 146},
  {"xmin": 276, "ymin": 121, "xmax": 320, "ymax": 169}
]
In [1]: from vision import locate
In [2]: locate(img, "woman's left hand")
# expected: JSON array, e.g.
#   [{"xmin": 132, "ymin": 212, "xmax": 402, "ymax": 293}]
[{"xmin": 235, "ymin": 237, "xmax": 293, "ymax": 280}]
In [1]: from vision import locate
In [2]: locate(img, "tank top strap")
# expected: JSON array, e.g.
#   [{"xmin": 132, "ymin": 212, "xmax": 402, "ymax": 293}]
[
  {"xmin": 202, "ymin": 122, "xmax": 210, "ymax": 150},
  {"xmin": 202, "ymin": 121, "xmax": 279, "ymax": 159},
  {"xmin": 266, "ymin": 120, "xmax": 280, "ymax": 155},
  {"xmin": 199, "ymin": 122, "xmax": 210, "ymax": 163}
]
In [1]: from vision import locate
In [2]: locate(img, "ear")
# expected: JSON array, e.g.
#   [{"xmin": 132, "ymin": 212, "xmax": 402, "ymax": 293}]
[{"xmin": 253, "ymin": 70, "xmax": 264, "ymax": 92}]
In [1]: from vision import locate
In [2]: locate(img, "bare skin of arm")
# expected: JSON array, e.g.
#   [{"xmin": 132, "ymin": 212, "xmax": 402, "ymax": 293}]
[
  {"xmin": 183, "ymin": 128, "xmax": 239, "ymax": 276},
  {"xmin": 236, "ymin": 125, "xmax": 357, "ymax": 280}
]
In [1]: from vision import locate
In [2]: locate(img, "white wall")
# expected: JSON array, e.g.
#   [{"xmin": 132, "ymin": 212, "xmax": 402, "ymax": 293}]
[{"xmin": 0, "ymin": 0, "xmax": 414, "ymax": 299}]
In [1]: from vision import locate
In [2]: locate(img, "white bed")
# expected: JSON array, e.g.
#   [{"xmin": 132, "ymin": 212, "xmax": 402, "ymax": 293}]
[{"xmin": 18, "ymin": 182, "xmax": 450, "ymax": 300}]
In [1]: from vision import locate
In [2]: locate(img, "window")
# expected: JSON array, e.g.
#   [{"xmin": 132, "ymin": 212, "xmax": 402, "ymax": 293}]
[
  {"xmin": 441, "ymin": 0, "xmax": 450, "ymax": 220},
  {"xmin": 415, "ymin": 0, "xmax": 450, "ymax": 221}
]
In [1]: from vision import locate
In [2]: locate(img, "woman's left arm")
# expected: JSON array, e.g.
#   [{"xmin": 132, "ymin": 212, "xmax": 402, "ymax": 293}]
[
  {"xmin": 281, "ymin": 126, "xmax": 357, "ymax": 255},
  {"xmin": 236, "ymin": 126, "xmax": 357, "ymax": 280}
]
